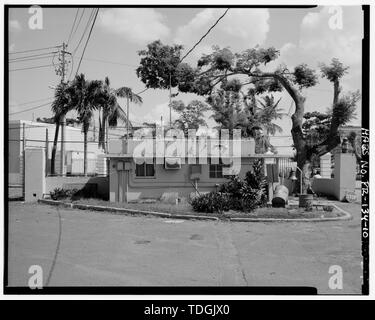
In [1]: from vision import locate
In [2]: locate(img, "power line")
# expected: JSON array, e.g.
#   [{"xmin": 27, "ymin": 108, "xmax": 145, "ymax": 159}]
[
  {"xmin": 10, "ymin": 96, "xmax": 54, "ymax": 107},
  {"xmin": 9, "ymin": 45, "xmax": 61, "ymax": 55},
  {"xmin": 9, "ymin": 101, "xmax": 53, "ymax": 115},
  {"xmin": 9, "ymin": 54, "xmax": 55, "ymax": 64},
  {"xmin": 180, "ymin": 8, "xmax": 229, "ymax": 62},
  {"xmin": 67, "ymin": 8, "xmax": 80, "ymax": 45},
  {"xmin": 75, "ymin": 8, "xmax": 99, "ymax": 76},
  {"xmin": 9, "ymin": 51, "xmax": 57, "ymax": 61},
  {"xmin": 9, "ymin": 64, "xmax": 54, "ymax": 72},
  {"xmin": 8, "ymin": 126, "xmax": 127, "ymax": 137},
  {"xmin": 71, "ymin": 8, "xmax": 86, "ymax": 46},
  {"xmin": 80, "ymin": 57, "xmax": 137, "ymax": 68},
  {"xmin": 72, "ymin": 8, "xmax": 95, "ymax": 55}
]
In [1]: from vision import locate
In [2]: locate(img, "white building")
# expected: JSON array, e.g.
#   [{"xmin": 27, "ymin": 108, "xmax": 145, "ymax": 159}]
[{"xmin": 8, "ymin": 120, "xmax": 107, "ymax": 188}]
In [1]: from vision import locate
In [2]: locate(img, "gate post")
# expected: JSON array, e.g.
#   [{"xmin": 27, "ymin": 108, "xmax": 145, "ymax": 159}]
[
  {"xmin": 25, "ymin": 148, "xmax": 46, "ymax": 202},
  {"xmin": 320, "ymin": 152, "xmax": 332, "ymax": 178}
]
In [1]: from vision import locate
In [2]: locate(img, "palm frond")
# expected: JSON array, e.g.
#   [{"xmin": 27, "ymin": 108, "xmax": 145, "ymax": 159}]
[
  {"xmin": 116, "ymin": 87, "xmax": 143, "ymax": 104},
  {"xmin": 108, "ymin": 103, "xmax": 128, "ymax": 127},
  {"xmin": 51, "ymin": 83, "xmax": 74, "ymax": 122}
]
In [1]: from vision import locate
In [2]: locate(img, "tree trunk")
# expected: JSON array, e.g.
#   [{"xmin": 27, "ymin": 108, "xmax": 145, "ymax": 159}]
[
  {"xmin": 333, "ymin": 80, "xmax": 340, "ymax": 106},
  {"xmin": 126, "ymin": 96, "xmax": 130, "ymax": 139},
  {"xmin": 275, "ymin": 75, "xmax": 309, "ymax": 193},
  {"xmin": 98, "ymin": 109, "xmax": 103, "ymax": 149},
  {"xmin": 99, "ymin": 112, "xmax": 106, "ymax": 150},
  {"xmin": 83, "ymin": 130, "xmax": 88, "ymax": 176},
  {"xmin": 309, "ymin": 79, "xmax": 342, "ymax": 157},
  {"xmin": 51, "ymin": 120, "xmax": 60, "ymax": 175}
]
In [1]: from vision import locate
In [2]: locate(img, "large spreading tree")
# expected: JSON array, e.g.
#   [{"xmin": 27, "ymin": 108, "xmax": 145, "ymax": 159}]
[
  {"xmin": 136, "ymin": 41, "xmax": 360, "ymax": 191},
  {"xmin": 170, "ymin": 99, "xmax": 210, "ymax": 134}
]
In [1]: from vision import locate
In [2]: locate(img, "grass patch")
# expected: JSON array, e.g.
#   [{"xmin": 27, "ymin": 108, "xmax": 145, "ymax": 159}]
[{"xmin": 231, "ymin": 207, "xmax": 343, "ymax": 219}]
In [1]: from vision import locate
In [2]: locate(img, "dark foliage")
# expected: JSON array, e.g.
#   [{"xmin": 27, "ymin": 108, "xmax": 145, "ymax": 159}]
[
  {"xmin": 50, "ymin": 188, "xmax": 79, "ymax": 200},
  {"xmin": 191, "ymin": 159, "xmax": 268, "ymax": 214},
  {"xmin": 190, "ymin": 191, "xmax": 231, "ymax": 213}
]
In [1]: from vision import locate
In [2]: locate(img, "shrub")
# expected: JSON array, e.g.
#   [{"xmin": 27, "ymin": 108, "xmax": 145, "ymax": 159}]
[
  {"xmin": 190, "ymin": 192, "xmax": 231, "ymax": 213},
  {"xmin": 50, "ymin": 188, "xmax": 79, "ymax": 200},
  {"xmin": 219, "ymin": 175, "xmax": 244, "ymax": 195},
  {"xmin": 323, "ymin": 205, "xmax": 334, "ymax": 212},
  {"xmin": 245, "ymin": 159, "xmax": 268, "ymax": 206},
  {"xmin": 191, "ymin": 159, "xmax": 269, "ymax": 214},
  {"xmin": 240, "ymin": 184, "xmax": 263, "ymax": 212}
]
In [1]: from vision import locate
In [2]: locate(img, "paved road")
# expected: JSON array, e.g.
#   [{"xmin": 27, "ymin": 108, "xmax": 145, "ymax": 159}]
[{"xmin": 7, "ymin": 202, "xmax": 362, "ymax": 293}]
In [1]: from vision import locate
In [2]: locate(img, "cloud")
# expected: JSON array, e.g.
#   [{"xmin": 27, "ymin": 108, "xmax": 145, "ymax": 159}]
[
  {"xmin": 98, "ymin": 8, "xmax": 170, "ymax": 45},
  {"xmin": 276, "ymin": 7, "xmax": 362, "ymax": 75},
  {"xmin": 174, "ymin": 8, "xmax": 270, "ymax": 60},
  {"xmin": 269, "ymin": 6, "xmax": 363, "ymax": 124},
  {"xmin": 9, "ymin": 19, "xmax": 21, "ymax": 32}
]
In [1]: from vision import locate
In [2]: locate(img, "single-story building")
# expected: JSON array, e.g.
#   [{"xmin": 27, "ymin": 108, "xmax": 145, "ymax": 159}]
[{"xmin": 106, "ymin": 135, "xmax": 295, "ymax": 203}]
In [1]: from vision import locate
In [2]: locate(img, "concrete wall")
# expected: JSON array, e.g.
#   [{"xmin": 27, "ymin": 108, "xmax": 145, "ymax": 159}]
[
  {"xmin": 8, "ymin": 122, "xmax": 22, "ymax": 185},
  {"xmin": 24, "ymin": 148, "xmax": 45, "ymax": 202},
  {"xmin": 45, "ymin": 176, "xmax": 109, "ymax": 199},
  {"xmin": 312, "ymin": 153, "xmax": 356, "ymax": 201},
  {"xmin": 24, "ymin": 147, "xmax": 109, "ymax": 201},
  {"xmin": 312, "ymin": 178, "xmax": 337, "ymax": 198},
  {"xmin": 9, "ymin": 120, "xmax": 106, "ymax": 182}
]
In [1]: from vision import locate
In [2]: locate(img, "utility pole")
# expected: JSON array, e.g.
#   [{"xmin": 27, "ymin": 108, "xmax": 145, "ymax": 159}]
[
  {"xmin": 126, "ymin": 96, "xmax": 129, "ymax": 153},
  {"xmin": 169, "ymin": 73, "xmax": 172, "ymax": 128},
  {"xmin": 22, "ymin": 122, "xmax": 25, "ymax": 200},
  {"xmin": 55, "ymin": 42, "xmax": 70, "ymax": 175}
]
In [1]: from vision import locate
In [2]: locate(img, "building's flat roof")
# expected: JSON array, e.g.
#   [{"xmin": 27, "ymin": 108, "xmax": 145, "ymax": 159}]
[{"xmin": 106, "ymin": 153, "xmax": 293, "ymax": 159}]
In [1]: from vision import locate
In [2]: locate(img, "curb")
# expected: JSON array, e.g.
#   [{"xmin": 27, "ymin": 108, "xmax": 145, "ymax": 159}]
[
  {"xmin": 38, "ymin": 199, "xmax": 352, "ymax": 223},
  {"xmin": 229, "ymin": 204, "xmax": 352, "ymax": 222},
  {"xmin": 38, "ymin": 199, "xmax": 219, "ymax": 221}
]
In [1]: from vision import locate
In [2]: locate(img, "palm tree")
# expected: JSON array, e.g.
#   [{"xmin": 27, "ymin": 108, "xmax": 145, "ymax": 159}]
[
  {"xmin": 70, "ymin": 74, "xmax": 102, "ymax": 176},
  {"xmin": 244, "ymin": 95, "xmax": 286, "ymax": 154},
  {"xmin": 254, "ymin": 95, "xmax": 285, "ymax": 135},
  {"xmin": 97, "ymin": 77, "xmax": 142, "ymax": 151},
  {"xmin": 115, "ymin": 86, "xmax": 142, "ymax": 141},
  {"xmin": 50, "ymin": 83, "xmax": 74, "ymax": 174}
]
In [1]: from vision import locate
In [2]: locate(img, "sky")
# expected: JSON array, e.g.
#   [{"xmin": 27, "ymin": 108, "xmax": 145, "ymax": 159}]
[{"xmin": 8, "ymin": 6, "xmax": 363, "ymax": 137}]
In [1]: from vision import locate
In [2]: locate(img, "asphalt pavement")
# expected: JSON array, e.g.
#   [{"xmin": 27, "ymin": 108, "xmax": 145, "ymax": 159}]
[{"xmin": 7, "ymin": 201, "xmax": 362, "ymax": 293}]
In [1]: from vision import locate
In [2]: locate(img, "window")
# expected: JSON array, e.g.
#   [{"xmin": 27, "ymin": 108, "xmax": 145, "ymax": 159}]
[
  {"xmin": 136, "ymin": 161, "xmax": 155, "ymax": 177},
  {"xmin": 209, "ymin": 158, "xmax": 225, "ymax": 179}
]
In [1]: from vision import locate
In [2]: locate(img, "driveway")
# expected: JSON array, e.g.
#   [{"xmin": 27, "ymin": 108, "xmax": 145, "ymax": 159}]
[{"xmin": 7, "ymin": 202, "xmax": 362, "ymax": 294}]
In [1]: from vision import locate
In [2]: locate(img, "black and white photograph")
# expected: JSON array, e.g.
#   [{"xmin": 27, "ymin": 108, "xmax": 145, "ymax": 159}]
[{"xmin": 3, "ymin": 2, "xmax": 370, "ymax": 298}]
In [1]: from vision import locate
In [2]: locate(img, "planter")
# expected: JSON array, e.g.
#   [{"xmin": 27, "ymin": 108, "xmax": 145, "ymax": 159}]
[{"xmin": 299, "ymin": 194, "xmax": 314, "ymax": 208}]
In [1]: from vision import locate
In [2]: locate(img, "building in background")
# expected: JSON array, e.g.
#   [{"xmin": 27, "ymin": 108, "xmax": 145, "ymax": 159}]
[{"xmin": 8, "ymin": 120, "xmax": 108, "ymax": 197}]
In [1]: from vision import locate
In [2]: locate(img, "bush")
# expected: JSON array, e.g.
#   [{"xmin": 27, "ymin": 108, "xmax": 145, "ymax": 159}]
[
  {"xmin": 50, "ymin": 188, "xmax": 78, "ymax": 200},
  {"xmin": 240, "ymin": 184, "xmax": 263, "ymax": 212},
  {"xmin": 245, "ymin": 159, "xmax": 268, "ymax": 206},
  {"xmin": 219, "ymin": 175, "xmax": 245, "ymax": 210},
  {"xmin": 191, "ymin": 159, "xmax": 269, "ymax": 214},
  {"xmin": 190, "ymin": 192, "xmax": 231, "ymax": 213}
]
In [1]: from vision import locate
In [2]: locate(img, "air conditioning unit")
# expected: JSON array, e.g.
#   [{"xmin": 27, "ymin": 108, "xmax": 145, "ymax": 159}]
[{"xmin": 164, "ymin": 157, "xmax": 181, "ymax": 170}]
